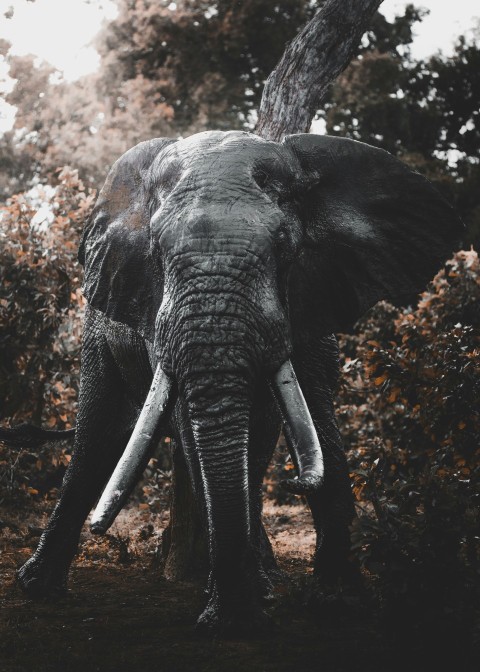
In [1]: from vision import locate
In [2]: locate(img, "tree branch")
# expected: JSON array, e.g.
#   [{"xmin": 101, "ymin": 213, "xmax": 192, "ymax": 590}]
[{"xmin": 255, "ymin": 0, "xmax": 384, "ymax": 141}]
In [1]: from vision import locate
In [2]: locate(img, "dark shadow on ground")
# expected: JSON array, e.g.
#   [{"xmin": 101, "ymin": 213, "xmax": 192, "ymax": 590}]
[{"xmin": 0, "ymin": 502, "xmax": 448, "ymax": 672}]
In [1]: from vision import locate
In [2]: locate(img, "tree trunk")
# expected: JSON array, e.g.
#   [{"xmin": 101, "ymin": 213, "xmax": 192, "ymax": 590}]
[
  {"xmin": 162, "ymin": 0, "xmax": 383, "ymax": 581},
  {"xmin": 255, "ymin": 0, "xmax": 384, "ymax": 141},
  {"xmin": 161, "ymin": 440, "xmax": 208, "ymax": 581}
]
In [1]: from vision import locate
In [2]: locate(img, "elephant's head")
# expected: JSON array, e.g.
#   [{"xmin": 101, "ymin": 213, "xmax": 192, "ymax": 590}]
[{"xmin": 82, "ymin": 131, "xmax": 462, "ymax": 537}]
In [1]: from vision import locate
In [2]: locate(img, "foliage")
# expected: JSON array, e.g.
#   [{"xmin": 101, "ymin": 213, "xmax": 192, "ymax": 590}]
[
  {"xmin": 0, "ymin": 170, "xmax": 94, "ymax": 498},
  {"xmin": 2, "ymin": 2, "xmax": 479, "ymax": 250},
  {"xmin": 0, "ymin": 0, "xmax": 319, "ymax": 197},
  {"xmin": 96, "ymin": 0, "xmax": 317, "ymax": 134},
  {"xmin": 322, "ymin": 11, "xmax": 480, "ymax": 246},
  {"xmin": 0, "ymin": 51, "xmax": 172, "ymax": 197},
  {"xmin": 336, "ymin": 250, "xmax": 480, "ymax": 645}
]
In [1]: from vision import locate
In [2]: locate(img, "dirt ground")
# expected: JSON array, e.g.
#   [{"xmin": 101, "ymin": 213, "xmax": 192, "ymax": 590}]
[{"xmin": 0, "ymin": 500, "xmax": 428, "ymax": 672}]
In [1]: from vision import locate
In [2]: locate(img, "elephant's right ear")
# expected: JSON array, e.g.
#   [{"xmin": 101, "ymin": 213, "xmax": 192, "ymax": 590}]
[
  {"xmin": 284, "ymin": 134, "xmax": 464, "ymax": 334},
  {"xmin": 79, "ymin": 138, "xmax": 176, "ymax": 340}
]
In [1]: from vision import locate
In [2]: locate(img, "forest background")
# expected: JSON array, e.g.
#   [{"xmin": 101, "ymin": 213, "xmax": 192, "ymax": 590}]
[{"xmin": 0, "ymin": 1, "xmax": 479, "ymax": 667}]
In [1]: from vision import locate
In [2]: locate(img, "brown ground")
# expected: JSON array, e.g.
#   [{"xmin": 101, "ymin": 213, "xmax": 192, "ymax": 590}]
[{"xmin": 1, "ymin": 501, "xmax": 400, "ymax": 672}]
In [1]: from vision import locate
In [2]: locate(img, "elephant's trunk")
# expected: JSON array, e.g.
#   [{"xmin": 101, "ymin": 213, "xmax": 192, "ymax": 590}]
[
  {"xmin": 90, "ymin": 364, "xmax": 173, "ymax": 534},
  {"xmin": 169, "ymin": 276, "xmax": 266, "ymax": 596},
  {"xmin": 184, "ymin": 371, "xmax": 254, "ymax": 602},
  {"xmin": 270, "ymin": 360, "xmax": 324, "ymax": 494}
]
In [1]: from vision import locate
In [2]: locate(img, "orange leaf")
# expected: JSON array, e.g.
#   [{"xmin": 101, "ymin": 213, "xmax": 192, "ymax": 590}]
[
  {"xmin": 387, "ymin": 388, "xmax": 400, "ymax": 403},
  {"xmin": 374, "ymin": 374, "xmax": 387, "ymax": 386},
  {"xmin": 139, "ymin": 503, "xmax": 149, "ymax": 510}
]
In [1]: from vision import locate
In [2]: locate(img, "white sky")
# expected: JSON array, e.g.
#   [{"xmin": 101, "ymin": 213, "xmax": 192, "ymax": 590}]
[
  {"xmin": 0, "ymin": 0, "xmax": 118, "ymax": 80},
  {"xmin": 382, "ymin": 0, "xmax": 479, "ymax": 57},
  {"xmin": 0, "ymin": 0, "xmax": 479, "ymax": 132}
]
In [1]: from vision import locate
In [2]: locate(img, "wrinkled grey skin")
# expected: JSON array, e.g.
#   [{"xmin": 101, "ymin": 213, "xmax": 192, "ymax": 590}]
[{"xmin": 16, "ymin": 131, "xmax": 462, "ymax": 634}]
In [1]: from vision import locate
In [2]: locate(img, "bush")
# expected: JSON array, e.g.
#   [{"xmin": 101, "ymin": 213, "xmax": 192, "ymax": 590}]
[
  {"xmin": 0, "ymin": 169, "xmax": 94, "ymax": 498},
  {"xmin": 337, "ymin": 250, "xmax": 480, "ymax": 652}
]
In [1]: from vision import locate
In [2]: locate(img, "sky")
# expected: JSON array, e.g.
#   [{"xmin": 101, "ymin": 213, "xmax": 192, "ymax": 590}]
[
  {"xmin": 382, "ymin": 0, "xmax": 479, "ymax": 57},
  {"xmin": 0, "ymin": 0, "xmax": 479, "ymax": 132}
]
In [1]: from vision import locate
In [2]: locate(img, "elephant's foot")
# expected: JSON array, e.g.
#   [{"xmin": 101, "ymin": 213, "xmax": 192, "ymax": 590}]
[
  {"xmin": 313, "ymin": 547, "xmax": 362, "ymax": 588},
  {"xmin": 17, "ymin": 554, "xmax": 69, "ymax": 599},
  {"xmin": 196, "ymin": 591, "xmax": 272, "ymax": 638},
  {"xmin": 304, "ymin": 574, "xmax": 366, "ymax": 623},
  {"xmin": 313, "ymin": 525, "xmax": 361, "ymax": 587},
  {"xmin": 308, "ymin": 539, "xmax": 365, "ymax": 619}
]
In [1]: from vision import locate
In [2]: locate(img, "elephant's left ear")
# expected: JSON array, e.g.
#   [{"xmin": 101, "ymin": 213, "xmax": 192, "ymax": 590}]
[
  {"xmin": 283, "ymin": 134, "xmax": 464, "ymax": 333},
  {"xmin": 79, "ymin": 138, "xmax": 176, "ymax": 340}
]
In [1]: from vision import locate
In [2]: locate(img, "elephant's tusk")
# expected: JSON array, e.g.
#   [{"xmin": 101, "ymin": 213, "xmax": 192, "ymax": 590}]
[
  {"xmin": 90, "ymin": 364, "xmax": 172, "ymax": 534},
  {"xmin": 270, "ymin": 360, "xmax": 324, "ymax": 495}
]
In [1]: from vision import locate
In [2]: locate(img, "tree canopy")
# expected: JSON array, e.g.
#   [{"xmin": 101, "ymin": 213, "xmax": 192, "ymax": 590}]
[
  {"xmin": 0, "ymin": 2, "xmax": 477, "ymax": 245},
  {"xmin": 0, "ymin": 1, "xmax": 479, "ymax": 246},
  {"xmin": 0, "ymin": 0, "xmax": 318, "ymax": 194}
]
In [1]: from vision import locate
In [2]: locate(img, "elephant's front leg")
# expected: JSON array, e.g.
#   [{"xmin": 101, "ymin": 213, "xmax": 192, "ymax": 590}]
[
  {"xmin": 293, "ymin": 334, "xmax": 357, "ymax": 583},
  {"xmin": 17, "ymin": 309, "xmax": 137, "ymax": 598}
]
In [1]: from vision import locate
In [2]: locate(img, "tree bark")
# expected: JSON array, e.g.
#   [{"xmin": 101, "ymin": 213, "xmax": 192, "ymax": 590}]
[
  {"xmin": 255, "ymin": 0, "xmax": 384, "ymax": 142},
  {"xmin": 162, "ymin": 440, "xmax": 208, "ymax": 581}
]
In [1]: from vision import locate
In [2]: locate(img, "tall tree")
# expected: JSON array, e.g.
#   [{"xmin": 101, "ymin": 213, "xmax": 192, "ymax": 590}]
[
  {"xmin": 95, "ymin": 0, "xmax": 318, "ymax": 134},
  {"xmin": 0, "ymin": 0, "xmax": 320, "ymax": 197},
  {"xmin": 256, "ymin": 0, "xmax": 383, "ymax": 139}
]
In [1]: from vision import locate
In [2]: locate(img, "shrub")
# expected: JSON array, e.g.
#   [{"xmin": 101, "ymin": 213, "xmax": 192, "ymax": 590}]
[
  {"xmin": 337, "ymin": 250, "xmax": 480, "ymax": 652},
  {"xmin": 0, "ymin": 169, "xmax": 94, "ymax": 498}
]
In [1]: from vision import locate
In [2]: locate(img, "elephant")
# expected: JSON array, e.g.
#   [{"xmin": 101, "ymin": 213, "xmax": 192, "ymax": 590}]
[{"xmin": 14, "ymin": 130, "xmax": 462, "ymax": 634}]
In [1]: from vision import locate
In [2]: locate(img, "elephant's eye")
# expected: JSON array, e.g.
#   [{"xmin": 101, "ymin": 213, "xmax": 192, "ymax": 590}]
[
  {"xmin": 253, "ymin": 169, "xmax": 269, "ymax": 189},
  {"xmin": 93, "ymin": 213, "xmax": 109, "ymax": 232},
  {"xmin": 156, "ymin": 160, "xmax": 182, "ymax": 195}
]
